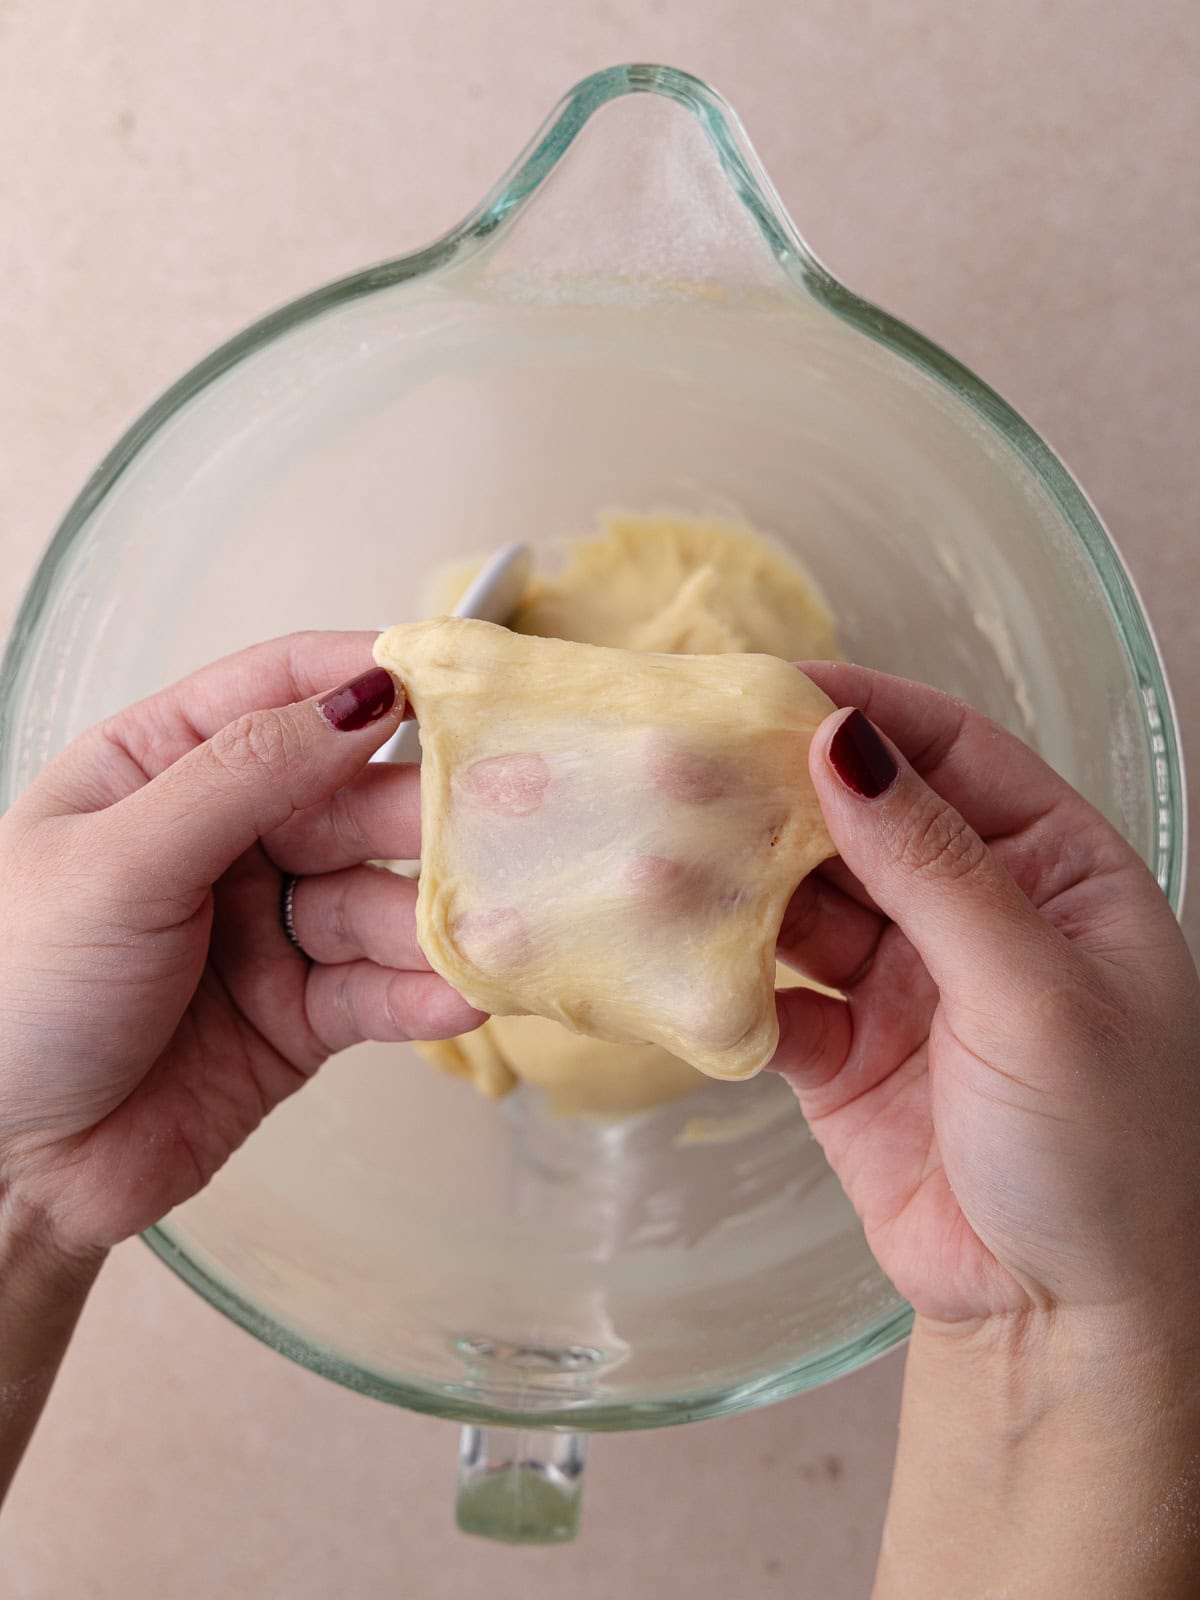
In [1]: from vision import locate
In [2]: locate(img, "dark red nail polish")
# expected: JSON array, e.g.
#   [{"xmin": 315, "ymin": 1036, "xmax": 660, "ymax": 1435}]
[
  {"xmin": 316, "ymin": 667, "xmax": 397, "ymax": 732},
  {"xmin": 828, "ymin": 709, "xmax": 898, "ymax": 798}
]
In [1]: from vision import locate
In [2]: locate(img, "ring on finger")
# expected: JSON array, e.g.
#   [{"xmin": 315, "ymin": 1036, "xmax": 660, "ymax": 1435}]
[{"xmin": 280, "ymin": 872, "xmax": 310, "ymax": 960}]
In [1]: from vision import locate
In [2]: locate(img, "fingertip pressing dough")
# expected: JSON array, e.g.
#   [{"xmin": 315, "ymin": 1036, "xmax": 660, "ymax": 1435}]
[{"xmin": 373, "ymin": 616, "xmax": 837, "ymax": 1082}]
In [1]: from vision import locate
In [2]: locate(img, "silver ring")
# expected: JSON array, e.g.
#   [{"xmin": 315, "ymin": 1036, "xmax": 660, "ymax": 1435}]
[{"xmin": 279, "ymin": 873, "xmax": 308, "ymax": 958}]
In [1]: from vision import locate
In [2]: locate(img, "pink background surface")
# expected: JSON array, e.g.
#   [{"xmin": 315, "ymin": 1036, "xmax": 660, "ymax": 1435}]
[{"xmin": 0, "ymin": 2, "xmax": 1195, "ymax": 1594}]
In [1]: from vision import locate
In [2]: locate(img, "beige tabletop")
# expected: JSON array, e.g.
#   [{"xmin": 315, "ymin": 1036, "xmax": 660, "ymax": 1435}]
[{"xmin": 1, "ymin": 3, "xmax": 1197, "ymax": 1596}]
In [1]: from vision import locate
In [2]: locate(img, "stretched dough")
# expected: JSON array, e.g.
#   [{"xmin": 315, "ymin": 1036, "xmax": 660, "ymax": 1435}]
[
  {"xmin": 411, "ymin": 515, "xmax": 839, "ymax": 1111},
  {"xmin": 373, "ymin": 617, "xmax": 836, "ymax": 1081}
]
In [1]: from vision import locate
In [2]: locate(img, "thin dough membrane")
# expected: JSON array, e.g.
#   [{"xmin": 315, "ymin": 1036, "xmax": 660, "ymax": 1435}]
[{"xmin": 373, "ymin": 617, "xmax": 836, "ymax": 1081}]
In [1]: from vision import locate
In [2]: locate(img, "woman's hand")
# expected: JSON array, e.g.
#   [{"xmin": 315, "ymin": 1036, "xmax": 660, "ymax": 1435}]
[
  {"xmin": 0, "ymin": 632, "xmax": 482, "ymax": 1260},
  {"xmin": 773, "ymin": 662, "xmax": 1200, "ymax": 1327},
  {"xmin": 773, "ymin": 664, "xmax": 1200, "ymax": 1597}
]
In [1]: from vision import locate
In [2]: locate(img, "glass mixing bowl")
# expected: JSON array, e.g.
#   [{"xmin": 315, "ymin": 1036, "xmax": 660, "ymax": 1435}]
[{"xmin": 0, "ymin": 65, "xmax": 1185, "ymax": 1542}]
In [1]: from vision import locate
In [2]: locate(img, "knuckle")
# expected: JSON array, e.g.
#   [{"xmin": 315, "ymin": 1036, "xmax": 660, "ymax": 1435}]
[
  {"xmin": 327, "ymin": 784, "xmax": 367, "ymax": 861},
  {"xmin": 310, "ymin": 965, "xmax": 361, "ymax": 1051},
  {"xmin": 381, "ymin": 974, "xmax": 414, "ymax": 1039},
  {"xmin": 890, "ymin": 790, "xmax": 985, "ymax": 884},
  {"xmin": 209, "ymin": 709, "xmax": 302, "ymax": 783},
  {"xmin": 326, "ymin": 875, "xmax": 356, "ymax": 951},
  {"xmin": 327, "ymin": 967, "xmax": 355, "ymax": 1025}
]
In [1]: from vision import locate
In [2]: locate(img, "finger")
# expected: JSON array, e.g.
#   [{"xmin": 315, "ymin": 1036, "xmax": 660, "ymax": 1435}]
[
  {"xmin": 264, "ymin": 762, "xmax": 422, "ymax": 874},
  {"xmin": 88, "ymin": 668, "xmax": 405, "ymax": 914},
  {"xmin": 26, "ymin": 631, "xmax": 385, "ymax": 818},
  {"xmin": 289, "ymin": 865, "xmax": 430, "ymax": 970},
  {"xmin": 799, "ymin": 662, "xmax": 1070, "ymax": 842},
  {"xmin": 775, "ymin": 935, "xmax": 937, "ymax": 1116},
  {"xmin": 810, "ymin": 705, "xmax": 1069, "ymax": 1009},
  {"xmin": 800, "ymin": 662, "xmax": 1136, "ymax": 914},
  {"xmin": 768, "ymin": 985, "xmax": 853, "ymax": 1092},
  {"xmin": 304, "ymin": 961, "xmax": 485, "ymax": 1054},
  {"xmin": 776, "ymin": 870, "xmax": 884, "ymax": 990},
  {"xmin": 813, "ymin": 855, "xmax": 884, "ymax": 916}
]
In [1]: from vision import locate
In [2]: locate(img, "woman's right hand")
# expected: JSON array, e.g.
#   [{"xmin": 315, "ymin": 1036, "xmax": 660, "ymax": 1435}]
[
  {"xmin": 774, "ymin": 662, "xmax": 1200, "ymax": 1329},
  {"xmin": 771, "ymin": 665, "xmax": 1200, "ymax": 1597}
]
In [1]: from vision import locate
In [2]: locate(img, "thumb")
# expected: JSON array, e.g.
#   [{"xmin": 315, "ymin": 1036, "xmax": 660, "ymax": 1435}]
[
  {"xmin": 809, "ymin": 707, "xmax": 1062, "ymax": 1004},
  {"xmin": 102, "ymin": 666, "xmax": 404, "ymax": 900}
]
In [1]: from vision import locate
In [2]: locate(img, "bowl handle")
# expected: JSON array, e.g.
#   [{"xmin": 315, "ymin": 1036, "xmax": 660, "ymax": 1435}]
[{"xmin": 455, "ymin": 1425, "xmax": 587, "ymax": 1543}]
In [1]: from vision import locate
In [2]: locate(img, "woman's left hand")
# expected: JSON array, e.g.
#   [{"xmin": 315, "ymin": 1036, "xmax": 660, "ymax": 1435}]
[{"xmin": 0, "ymin": 633, "xmax": 482, "ymax": 1259}]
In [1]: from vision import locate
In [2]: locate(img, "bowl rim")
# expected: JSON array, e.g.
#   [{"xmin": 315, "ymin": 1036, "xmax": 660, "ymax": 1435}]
[{"xmin": 0, "ymin": 62, "xmax": 1184, "ymax": 1430}]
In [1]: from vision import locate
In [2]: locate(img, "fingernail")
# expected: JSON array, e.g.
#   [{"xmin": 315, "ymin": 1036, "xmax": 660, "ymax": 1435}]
[
  {"xmin": 316, "ymin": 667, "xmax": 398, "ymax": 732},
  {"xmin": 828, "ymin": 709, "xmax": 898, "ymax": 798}
]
